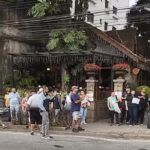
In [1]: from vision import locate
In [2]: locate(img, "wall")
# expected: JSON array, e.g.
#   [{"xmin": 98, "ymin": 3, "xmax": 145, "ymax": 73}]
[{"xmin": 87, "ymin": 0, "xmax": 129, "ymax": 31}]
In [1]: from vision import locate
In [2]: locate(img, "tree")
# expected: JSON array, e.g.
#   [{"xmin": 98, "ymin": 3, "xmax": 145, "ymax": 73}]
[
  {"xmin": 28, "ymin": 0, "xmax": 93, "ymax": 51},
  {"xmin": 127, "ymin": 0, "xmax": 150, "ymax": 38}
]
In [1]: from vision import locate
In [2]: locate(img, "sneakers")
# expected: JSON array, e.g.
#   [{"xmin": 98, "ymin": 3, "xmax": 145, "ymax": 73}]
[
  {"xmin": 41, "ymin": 135, "xmax": 53, "ymax": 139},
  {"xmin": 78, "ymin": 127, "xmax": 85, "ymax": 131},
  {"xmin": 81, "ymin": 122, "xmax": 87, "ymax": 125},
  {"xmin": 65, "ymin": 127, "xmax": 70, "ymax": 130},
  {"xmin": 72, "ymin": 128, "xmax": 79, "ymax": 132},
  {"xmin": 72, "ymin": 127, "xmax": 85, "ymax": 132},
  {"xmin": 2, "ymin": 124, "xmax": 7, "ymax": 129}
]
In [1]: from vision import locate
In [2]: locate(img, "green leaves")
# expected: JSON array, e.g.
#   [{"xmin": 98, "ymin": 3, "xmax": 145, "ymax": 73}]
[
  {"xmin": 47, "ymin": 29, "xmax": 88, "ymax": 51},
  {"xmin": 28, "ymin": 1, "xmax": 49, "ymax": 17},
  {"xmin": 28, "ymin": 0, "xmax": 61, "ymax": 17},
  {"xmin": 47, "ymin": 38, "xmax": 59, "ymax": 50}
]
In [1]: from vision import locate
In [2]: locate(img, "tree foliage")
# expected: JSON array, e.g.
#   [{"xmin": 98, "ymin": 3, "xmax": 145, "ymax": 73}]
[
  {"xmin": 28, "ymin": 0, "xmax": 71, "ymax": 17},
  {"xmin": 46, "ymin": 29, "xmax": 87, "ymax": 51},
  {"xmin": 127, "ymin": 0, "xmax": 150, "ymax": 37},
  {"xmin": 29, "ymin": 0, "xmax": 90, "ymax": 51}
]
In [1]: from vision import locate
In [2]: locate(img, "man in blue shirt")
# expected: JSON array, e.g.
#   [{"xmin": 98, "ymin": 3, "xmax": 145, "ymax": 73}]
[
  {"xmin": 8, "ymin": 88, "xmax": 20, "ymax": 124},
  {"xmin": 71, "ymin": 86, "xmax": 85, "ymax": 132}
]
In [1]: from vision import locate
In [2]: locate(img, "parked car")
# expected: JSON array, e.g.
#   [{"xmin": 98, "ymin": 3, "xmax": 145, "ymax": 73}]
[{"xmin": 0, "ymin": 107, "xmax": 10, "ymax": 122}]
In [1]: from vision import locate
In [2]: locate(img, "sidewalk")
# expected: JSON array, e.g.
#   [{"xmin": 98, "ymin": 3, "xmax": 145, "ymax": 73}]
[{"xmin": 1, "ymin": 121, "xmax": 150, "ymax": 139}]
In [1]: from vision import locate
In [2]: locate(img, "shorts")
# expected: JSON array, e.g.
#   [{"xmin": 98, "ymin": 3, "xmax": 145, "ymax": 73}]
[
  {"xmin": 10, "ymin": 105, "xmax": 20, "ymax": 114},
  {"xmin": 72, "ymin": 111, "xmax": 80, "ymax": 121},
  {"xmin": 29, "ymin": 108, "xmax": 42, "ymax": 124}
]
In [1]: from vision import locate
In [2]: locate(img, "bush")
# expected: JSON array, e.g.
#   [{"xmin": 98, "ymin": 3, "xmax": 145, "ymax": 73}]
[{"xmin": 136, "ymin": 85, "xmax": 150, "ymax": 95}]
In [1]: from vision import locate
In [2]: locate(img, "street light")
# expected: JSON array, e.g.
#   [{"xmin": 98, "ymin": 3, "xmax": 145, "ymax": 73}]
[{"xmin": 46, "ymin": 68, "xmax": 50, "ymax": 71}]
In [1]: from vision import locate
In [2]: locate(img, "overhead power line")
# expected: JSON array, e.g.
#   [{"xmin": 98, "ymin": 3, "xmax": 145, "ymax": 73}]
[{"xmin": 0, "ymin": 3, "xmax": 150, "ymax": 25}]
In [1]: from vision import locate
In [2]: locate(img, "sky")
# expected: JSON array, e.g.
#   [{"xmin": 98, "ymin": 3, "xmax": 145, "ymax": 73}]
[{"xmin": 129, "ymin": 0, "xmax": 138, "ymax": 6}]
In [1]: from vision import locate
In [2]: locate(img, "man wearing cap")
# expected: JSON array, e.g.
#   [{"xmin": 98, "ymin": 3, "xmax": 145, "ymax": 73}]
[{"xmin": 71, "ymin": 86, "xmax": 85, "ymax": 132}]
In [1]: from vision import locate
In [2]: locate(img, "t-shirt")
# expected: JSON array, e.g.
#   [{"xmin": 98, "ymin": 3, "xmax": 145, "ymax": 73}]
[
  {"xmin": 27, "ymin": 93, "xmax": 46, "ymax": 112},
  {"xmin": 8, "ymin": 92, "xmax": 20, "ymax": 105},
  {"xmin": 107, "ymin": 96, "xmax": 117, "ymax": 111},
  {"xmin": 126, "ymin": 93, "xmax": 133, "ymax": 106},
  {"xmin": 71, "ymin": 93, "xmax": 80, "ymax": 112},
  {"xmin": 53, "ymin": 95, "xmax": 61, "ymax": 109},
  {"xmin": 139, "ymin": 93, "xmax": 148, "ymax": 109},
  {"xmin": 27, "ymin": 94, "xmax": 39, "ymax": 108}
]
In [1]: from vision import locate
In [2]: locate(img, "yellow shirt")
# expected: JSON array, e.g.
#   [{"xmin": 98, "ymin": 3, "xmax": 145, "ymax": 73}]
[{"xmin": 4, "ymin": 94, "xmax": 9, "ymax": 107}]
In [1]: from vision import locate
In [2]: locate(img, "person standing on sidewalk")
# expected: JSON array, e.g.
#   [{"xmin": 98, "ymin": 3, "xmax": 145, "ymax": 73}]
[
  {"xmin": 71, "ymin": 86, "xmax": 85, "ymax": 132},
  {"xmin": 129, "ymin": 91, "xmax": 139, "ymax": 125},
  {"xmin": 120, "ymin": 93, "xmax": 128, "ymax": 124},
  {"xmin": 27, "ymin": 88, "xmax": 42, "ymax": 135},
  {"xmin": 39, "ymin": 86, "xmax": 53, "ymax": 139},
  {"xmin": 52, "ymin": 89, "xmax": 62, "ymax": 124},
  {"xmin": 138, "ymin": 88, "xmax": 148, "ymax": 125},
  {"xmin": 107, "ymin": 92, "xmax": 121, "ymax": 125},
  {"xmin": 64, "ymin": 90, "xmax": 72, "ymax": 130},
  {"xmin": 21, "ymin": 92, "xmax": 30, "ymax": 128},
  {"xmin": 80, "ymin": 90, "xmax": 90, "ymax": 125},
  {"xmin": 8, "ymin": 88, "xmax": 21, "ymax": 124}
]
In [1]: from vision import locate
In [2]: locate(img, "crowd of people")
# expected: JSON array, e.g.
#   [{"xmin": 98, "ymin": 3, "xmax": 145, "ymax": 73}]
[
  {"xmin": 2, "ymin": 85, "xmax": 149, "ymax": 137},
  {"xmin": 3, "ymin": 85, "xmax": 91, "ymax": 138},
  {"xmin": 107, "ymin": 87, "xmax": 149, "ymax": 126}
]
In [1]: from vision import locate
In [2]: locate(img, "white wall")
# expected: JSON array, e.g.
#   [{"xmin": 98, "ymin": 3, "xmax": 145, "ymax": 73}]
[{"xmin": 87, "ymin": 0, "xmax": 129, "ymax": 31}]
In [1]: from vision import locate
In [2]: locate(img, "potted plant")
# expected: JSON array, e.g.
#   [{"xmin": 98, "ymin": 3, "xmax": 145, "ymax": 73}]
[
  {"xmin": 84, "ymin": 64, "xmax": 101, "ymax": 72},
  {"xmin": 112, "ymin": 63, "xmax": 130, "ymax": 75},
  {"xmin": 84, "ymin": 63, "xmax": 101, "ymax": 78}
]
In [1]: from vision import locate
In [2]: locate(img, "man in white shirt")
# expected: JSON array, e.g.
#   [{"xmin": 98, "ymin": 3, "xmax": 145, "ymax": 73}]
[{"xmin": 27, "ymin": 88, "xmax": 44, "ymax": 135}]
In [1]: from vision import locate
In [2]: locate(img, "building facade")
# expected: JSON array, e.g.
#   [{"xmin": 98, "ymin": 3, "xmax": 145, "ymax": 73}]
[{"xmin": 86, "ymin": 0, "xmax": 129, "ymax": 31}]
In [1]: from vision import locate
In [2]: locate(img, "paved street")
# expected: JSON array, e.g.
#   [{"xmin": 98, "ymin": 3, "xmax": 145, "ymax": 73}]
[{"xmin": 0, "ymin": 131, "xmax": 150, "ymax": 150}]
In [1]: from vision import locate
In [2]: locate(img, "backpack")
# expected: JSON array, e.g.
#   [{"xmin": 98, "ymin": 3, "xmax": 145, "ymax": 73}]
[
  {"xmin": 64, "ymin": 95, "xmax": 71, "ymax": 111},
  {"xmin": 53, "ymin": 95, "xmax": 61, "ymax": 109}
]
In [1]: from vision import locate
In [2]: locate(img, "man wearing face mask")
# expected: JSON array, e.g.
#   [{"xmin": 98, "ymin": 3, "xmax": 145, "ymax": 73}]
[{"xmin": 8, "ymin": 88, "xmax": 20, "ymax": 124}]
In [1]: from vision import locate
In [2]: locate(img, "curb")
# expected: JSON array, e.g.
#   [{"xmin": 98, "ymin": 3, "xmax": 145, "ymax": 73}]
[{"xmin": 0, "ymin": 127, "xmax": 150, "ymax": 140}]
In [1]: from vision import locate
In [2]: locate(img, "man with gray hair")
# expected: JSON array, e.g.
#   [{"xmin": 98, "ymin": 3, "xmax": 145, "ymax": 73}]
[{"xmin": 8, "ymin": 88, "xmax": 20, "ymax": 124}]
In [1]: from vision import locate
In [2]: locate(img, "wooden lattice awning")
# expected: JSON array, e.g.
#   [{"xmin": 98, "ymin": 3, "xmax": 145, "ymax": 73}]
[{"xmin": 7, "ymin": 23, "xmax": 150, "ymax": 71}]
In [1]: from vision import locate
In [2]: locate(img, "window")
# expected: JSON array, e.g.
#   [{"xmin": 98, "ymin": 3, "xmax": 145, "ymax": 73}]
[
  {"xmin": 105, "ymin": 0, "xmax": 109, "ymax": 8},
  {"xmin": 104, "ymin": 22, "xmax": 108, "ymax": 30},
  {"xmin": 100, "ymin": 19, "xmax": 102, "ymax": 25},
  {"xmin": 112, "ymin": 26, "xmax": 116, "ymax": 30},
  {"xmin": 87, "ymin": 12, "xmax": 94, "ymax": 23},
  {"xmin": 113, "ymin": 6, "xmax": 117, "ymax": 15}
]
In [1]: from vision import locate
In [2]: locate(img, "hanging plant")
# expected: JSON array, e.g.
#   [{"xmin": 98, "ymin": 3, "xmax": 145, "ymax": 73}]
[
  {"xmin": 112, "ymin": 63, "xmax": 130, "ymax": 72},
  {"xmin": 84, "ymin": 64, "xmax": 101, "ymax": 72}
]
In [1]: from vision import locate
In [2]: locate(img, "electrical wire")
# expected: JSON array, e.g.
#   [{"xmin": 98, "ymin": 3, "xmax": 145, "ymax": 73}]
[{"xmin": 0, "ymin": 2, "xmax": 149, "ymax": 25}]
